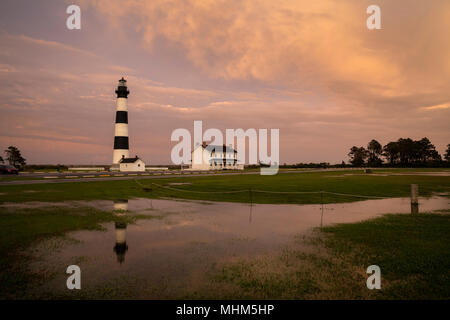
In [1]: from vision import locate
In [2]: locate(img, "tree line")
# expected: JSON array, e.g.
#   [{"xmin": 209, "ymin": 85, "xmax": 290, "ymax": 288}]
[
  {"xmin": 2, "ymin": 141, "xmax": 450, "ymax": 171},
  {"xmin": 348, "ymin": 138, "xmax": 450, "ymax": 167}
]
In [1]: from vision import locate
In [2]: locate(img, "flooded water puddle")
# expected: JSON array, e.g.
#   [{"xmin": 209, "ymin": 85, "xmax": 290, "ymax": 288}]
[{"xmin": 24, "ymin": 196, "xmax": 449, "ymax": 298}]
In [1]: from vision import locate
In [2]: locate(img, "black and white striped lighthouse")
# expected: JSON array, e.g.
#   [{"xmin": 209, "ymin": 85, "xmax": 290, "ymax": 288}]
[{"xmin": 113, "ymin": 77, "xmax": 130, "ymax": 164}]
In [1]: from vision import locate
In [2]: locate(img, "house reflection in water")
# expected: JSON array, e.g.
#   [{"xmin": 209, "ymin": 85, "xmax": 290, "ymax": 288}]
[{"xmin": 113, "ymin": 200, "xmax": 129, "ymax": 264}]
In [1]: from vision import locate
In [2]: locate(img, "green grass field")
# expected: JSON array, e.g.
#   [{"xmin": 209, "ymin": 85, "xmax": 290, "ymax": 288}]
[{"xmin": 1, "ymin": 169, "xmax": 449, "ymax": 204}]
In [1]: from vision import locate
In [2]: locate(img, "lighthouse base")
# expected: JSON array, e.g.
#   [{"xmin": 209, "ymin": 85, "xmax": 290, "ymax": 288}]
[{"xmin": 113, "ymin": 149, "xmax": 130, "ymax": 165}]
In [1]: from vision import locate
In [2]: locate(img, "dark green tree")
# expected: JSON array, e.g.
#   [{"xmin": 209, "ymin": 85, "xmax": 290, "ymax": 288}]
[
  {"xmin": 367, "ymin": 139, "xmax": 383, "ymax": 166},
  {"xmin": 4, "ymin": 146, "xmax": 26, "ymax": 169},
  {"xmin": 416, "ymin": 137, "xmax": 441, "ymax": 162},
  {"xmin": 397, "ymin": 138, "xmax": 418, "ymax": 165},
  {"xmin": 444, "ymin": 144, "xmax": 450, "ymax": 162},
  {"xmin": 383, "ymin": 141, "xmax": 399, "ymax": 165},
  {"xmin": 348, "ymin": 146, "xmax": 368, "ymax": 167}
]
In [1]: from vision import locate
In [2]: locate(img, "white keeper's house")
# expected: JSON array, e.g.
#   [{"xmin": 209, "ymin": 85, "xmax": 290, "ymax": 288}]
[
  {"xmin": 190, "ymin": 143, "xmax": 244, "ymax": 170},
  {"xmin": 119, "ymin": 155, "xmax": 146, "ymax": 172}
]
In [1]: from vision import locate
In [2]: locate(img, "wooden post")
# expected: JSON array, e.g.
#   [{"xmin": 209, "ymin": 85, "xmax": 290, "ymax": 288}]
[
  {"xmin": 411, "ymin": 184, "xmax": 419, "ymax": 214},
  {"xmin": 320, "ymin": 191, "xmax": 324, "ymax": 228}
]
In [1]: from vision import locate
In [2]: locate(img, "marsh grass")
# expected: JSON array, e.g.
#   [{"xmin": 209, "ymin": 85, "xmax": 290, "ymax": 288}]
[{"xmin": 320, "ymin": 211, "xmax": 450, "ymax": 299}]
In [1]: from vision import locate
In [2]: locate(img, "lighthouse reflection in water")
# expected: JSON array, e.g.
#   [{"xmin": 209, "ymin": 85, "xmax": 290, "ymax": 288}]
[{"xmin": 113, "ymin": 200, "xmax": 129, "ymax": 264}]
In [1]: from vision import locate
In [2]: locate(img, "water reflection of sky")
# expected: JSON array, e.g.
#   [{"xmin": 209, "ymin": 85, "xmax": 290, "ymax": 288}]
[{"xmin": 23, "ymin": 197, "xmax": 449, "ymax": 298}]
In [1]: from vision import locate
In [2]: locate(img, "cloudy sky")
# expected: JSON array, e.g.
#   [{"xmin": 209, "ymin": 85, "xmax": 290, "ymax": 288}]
[{"xmin": 0, "ymin": 0, "xmax": 449, "ymax": 165}]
